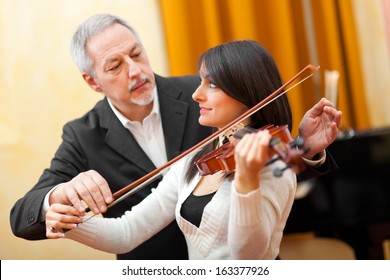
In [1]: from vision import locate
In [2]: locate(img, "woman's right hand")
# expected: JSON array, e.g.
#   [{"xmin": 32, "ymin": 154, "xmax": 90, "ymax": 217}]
[
  {"xmin": 46, "ymin": 203, "xmax": 84, "ymax": 239},
  {"xmin": 234, "ymin": 130, "xmax": 272, "ymax": 194}
]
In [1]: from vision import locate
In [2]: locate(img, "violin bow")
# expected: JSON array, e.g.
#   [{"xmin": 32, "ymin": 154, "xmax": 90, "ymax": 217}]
[{"xmin": 103, "ymin": 64, "xmax": 320, "ymax": 210}]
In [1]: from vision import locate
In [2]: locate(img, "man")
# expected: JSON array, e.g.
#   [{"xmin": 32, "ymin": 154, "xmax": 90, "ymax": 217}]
[{"xmin": 10, "ymin": 14, "xmax": 341, "ymax": 260}]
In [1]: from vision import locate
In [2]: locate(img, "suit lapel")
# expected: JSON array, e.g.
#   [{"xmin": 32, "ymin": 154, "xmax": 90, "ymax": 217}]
[
  {"xmin": 98, "ymin": 74, "xmax": 190, "ymax": 171},
  {"xmin": 100, "ymin": 98, "xmax": 156, "ymax": 173},
  {"xmin": 156, "ymin": 76, "xmax": 188, "ymax": 160}
]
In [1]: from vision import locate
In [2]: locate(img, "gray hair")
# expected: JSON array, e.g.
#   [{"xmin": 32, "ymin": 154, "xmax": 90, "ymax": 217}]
[{"xmin": 70, "ymin": 14, "xmax": 141, "ymax": 75}]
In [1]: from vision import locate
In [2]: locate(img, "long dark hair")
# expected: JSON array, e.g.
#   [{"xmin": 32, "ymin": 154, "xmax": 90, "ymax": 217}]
[{"xmin": 185, "ymin": 40, "xmax": 292, "ymax": 182}]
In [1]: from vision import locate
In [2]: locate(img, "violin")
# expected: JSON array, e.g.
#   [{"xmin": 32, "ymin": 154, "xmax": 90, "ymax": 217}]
[{"xmin": 195, "ymin": 124, "xmax": 308, "ymax": 177}]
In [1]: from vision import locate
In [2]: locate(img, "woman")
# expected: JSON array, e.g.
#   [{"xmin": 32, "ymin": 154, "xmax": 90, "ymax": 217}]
[{"xmin": 46, "ymin": 40, "xmax": 297, "ymax": 259}]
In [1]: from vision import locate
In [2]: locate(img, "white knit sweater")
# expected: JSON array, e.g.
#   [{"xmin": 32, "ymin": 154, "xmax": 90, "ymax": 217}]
[{"xmin": 65, "ymin": 156, "xmax": 296, "ymax": 259}]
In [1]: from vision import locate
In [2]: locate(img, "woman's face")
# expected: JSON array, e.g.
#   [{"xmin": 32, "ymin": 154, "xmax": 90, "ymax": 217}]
[{"xmin": 192, "ymin": 64, "xmax": 248, "ymax": 129}]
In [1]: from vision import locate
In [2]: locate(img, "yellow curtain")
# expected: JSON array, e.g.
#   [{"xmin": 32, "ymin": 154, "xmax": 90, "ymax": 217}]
[
  {"xmin": 311, "ymin": 0, "xmax": 369, "ymax": 129},
  {"xmin": 159, "ymin": 0, "xmax": 370, "ymax": 132}
]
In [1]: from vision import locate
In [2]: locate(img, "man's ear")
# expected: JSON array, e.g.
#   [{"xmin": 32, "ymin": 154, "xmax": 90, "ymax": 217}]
[{"xmin": 82, "ymin": 72, "xmax": 103, "ymax": 92}]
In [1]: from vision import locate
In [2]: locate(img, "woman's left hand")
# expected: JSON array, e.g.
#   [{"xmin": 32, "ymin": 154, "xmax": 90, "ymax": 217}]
[
  {"xmin": 298, "ymin": 98, "xmax": 342, "ymax": 159},
  {"xmin": 233, "ymin": 130, "xmax": 271, "ymax": 194}
]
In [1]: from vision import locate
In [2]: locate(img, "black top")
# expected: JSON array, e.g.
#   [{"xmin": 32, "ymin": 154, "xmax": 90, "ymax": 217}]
[{"xmin": 181, "ymin": 191, "xmax": 216, "ymax": 227}]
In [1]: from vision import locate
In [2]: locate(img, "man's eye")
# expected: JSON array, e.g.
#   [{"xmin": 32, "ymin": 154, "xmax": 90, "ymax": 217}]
[
  {"xmin": 131, "ymin": 52, "xmax": 141, "ymax": 58},
  {"xmin": 108, "ymin": 64, "xmax": 120, "ymax": 71}
]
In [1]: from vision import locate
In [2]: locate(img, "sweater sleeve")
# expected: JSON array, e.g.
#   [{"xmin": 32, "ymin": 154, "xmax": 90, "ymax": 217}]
[
  {"xmin": 64, "ymin": 161, "xmax": 185, "ymax": 254},
  {"xmin": 228, "ymin": 161, "xmax": 297, "ymax": 259}
]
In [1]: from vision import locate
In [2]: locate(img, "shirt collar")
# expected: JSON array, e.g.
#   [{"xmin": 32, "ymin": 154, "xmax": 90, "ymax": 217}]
[{"xmin": 107, "ymin": 87, "xmax": 160, "ymax": 126}]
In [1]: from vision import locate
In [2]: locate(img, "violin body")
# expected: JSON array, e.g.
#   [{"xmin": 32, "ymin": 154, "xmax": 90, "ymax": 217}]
[
  {"xmin": 195, "ymin": 125, "xmax": 307, "ymax": 176},
  {"xmin": 195, "ymin": 142, "xmax": 234, "ymax": 176}
]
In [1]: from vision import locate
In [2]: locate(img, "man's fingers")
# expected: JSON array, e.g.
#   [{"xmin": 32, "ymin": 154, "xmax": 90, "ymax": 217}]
[
  {"xmin": 90, "ymin": 170, "xmax": 113, "ymax": 205},
  {"xmin": 52, "ymin": 170, "xmax": 113, "ymax": 215},
  {"xmin": 75, "ymin": 175, "xmax": 102, "ymax": 214},
  {"xmin": 63, "ymin": 185, "xmax": 87, "ymax": 213},
  {"xmin": 68, "ymin": 170, "xmax": 112, "ymax": 214}
]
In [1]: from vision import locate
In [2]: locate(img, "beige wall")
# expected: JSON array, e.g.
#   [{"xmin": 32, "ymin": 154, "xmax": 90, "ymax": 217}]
[{"xmin": 0, "ymin": 0, "xmax": 168, "ymax": 260}]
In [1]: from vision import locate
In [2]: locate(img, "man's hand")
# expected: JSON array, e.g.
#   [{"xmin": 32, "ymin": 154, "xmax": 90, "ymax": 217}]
[
  {"xmin": 298, "ymin": 98, "xmax": 342, "ymax": 159},
  {"xmin": 49, "ymin": 170, "xmax": 113, "ymax": 215}
]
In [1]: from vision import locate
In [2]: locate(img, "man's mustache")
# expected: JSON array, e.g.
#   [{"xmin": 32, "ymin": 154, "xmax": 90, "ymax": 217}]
[{"xmin": 129, "ymin": 76, "xmax": 148, "ymax": 91}]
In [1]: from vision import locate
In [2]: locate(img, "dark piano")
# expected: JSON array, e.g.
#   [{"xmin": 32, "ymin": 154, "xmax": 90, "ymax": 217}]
[{"xmin": 285, "ymin": 126, "xmax": 390, "ymax": 259}]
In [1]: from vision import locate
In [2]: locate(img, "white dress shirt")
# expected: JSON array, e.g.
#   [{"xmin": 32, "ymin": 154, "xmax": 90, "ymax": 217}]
[{"xmin": 107, "ymin": 88, "xmax": 168, "ymax": 168}]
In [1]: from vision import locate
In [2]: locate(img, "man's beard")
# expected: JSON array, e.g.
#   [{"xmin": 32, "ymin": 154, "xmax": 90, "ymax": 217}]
[
  {"xmin": 130, "ymin": 92, "xmax": 154, "ymax": 106},
  {"xmin": 128, "ymin": 76, "xmax": 154, "ymax": 106}
]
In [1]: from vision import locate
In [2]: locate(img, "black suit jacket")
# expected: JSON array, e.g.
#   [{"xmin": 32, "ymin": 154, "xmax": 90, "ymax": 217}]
[
  {"xmin": 10, "ymin": 74, "xmax": 337, "ymax": 259},
  {"xmin": 10, "ymin": 74, "xmax": 212, "ymax": 259}
]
